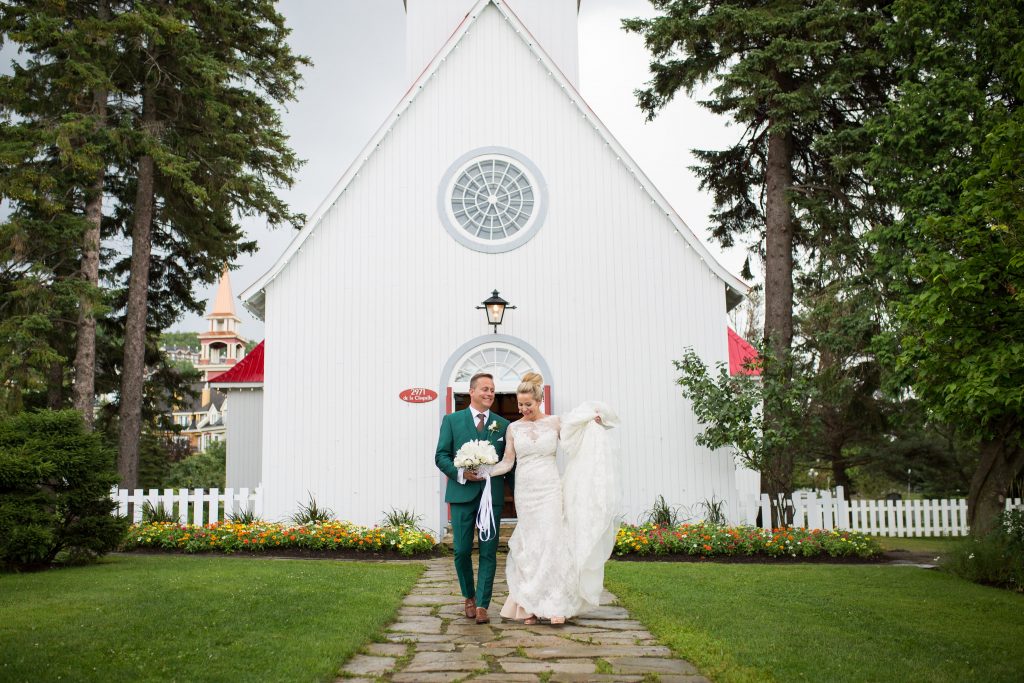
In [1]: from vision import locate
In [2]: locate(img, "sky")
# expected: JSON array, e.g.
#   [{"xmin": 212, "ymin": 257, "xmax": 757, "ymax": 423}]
[{"xmin": 10, "ymin": 0, "xmax": 753, "ymax": 337}]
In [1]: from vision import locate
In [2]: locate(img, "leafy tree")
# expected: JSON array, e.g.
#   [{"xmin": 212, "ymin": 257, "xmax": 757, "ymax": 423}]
[
  {"xmin": 625, "ymin": 0, "xmax": 894, "ymax": 516},
  {"xmin": 674, "ymin": 346, "xmax": 819, "ymax": 524},
  {"xmin": 160, "ymin": 331, "xmax": 200, "ymax": 351},
  {"xmin": 165, "ymin": 440, "xmax": 225, "ymax": 490},
  {"xmin": 867, "ymin": 0, "xmax": 1024, "ymax": 534}
]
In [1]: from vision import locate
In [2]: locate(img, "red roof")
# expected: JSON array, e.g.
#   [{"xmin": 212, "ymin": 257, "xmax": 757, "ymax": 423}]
[
  {"xmin": 728, "ymin": 328, "xmax": 761, "ymax": 376},
  {"xmin": 212, "ymin": 340, "xmax": 264, "ymax": 384}
]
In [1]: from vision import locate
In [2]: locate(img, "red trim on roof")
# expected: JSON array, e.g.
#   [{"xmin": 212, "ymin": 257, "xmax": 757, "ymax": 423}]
[
  {"xmin": 728, "ymin": 328, "xmax": 761, "ymax": 376},
  {"xmin": 212, "ymin": 341, "xmax": 264, "ymax": 383}
]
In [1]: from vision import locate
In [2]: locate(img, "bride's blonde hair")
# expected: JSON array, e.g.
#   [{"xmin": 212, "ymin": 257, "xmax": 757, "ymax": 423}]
[{"xmin": 517, "ymin": 372, "xmax": 544, "ymax": 401}]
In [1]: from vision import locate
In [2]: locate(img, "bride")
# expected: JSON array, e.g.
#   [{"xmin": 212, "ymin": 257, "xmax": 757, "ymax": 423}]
[{"xmin": 486, "ymin": 372, "xmax": 620, "ymax": 624}]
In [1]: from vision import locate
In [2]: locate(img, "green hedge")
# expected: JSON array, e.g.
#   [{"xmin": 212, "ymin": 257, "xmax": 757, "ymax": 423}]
[{"xmin": 0, "ymin": 410, "xmax": 128, "ymax": 570}]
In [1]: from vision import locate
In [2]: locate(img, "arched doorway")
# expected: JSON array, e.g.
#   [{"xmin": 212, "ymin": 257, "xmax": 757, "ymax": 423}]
[{"xmin": 439, "ymin": 335, "xmax": 553, "ymax": 520}]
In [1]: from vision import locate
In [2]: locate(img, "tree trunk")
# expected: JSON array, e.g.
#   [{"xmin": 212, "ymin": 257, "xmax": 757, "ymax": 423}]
[
  {"xmin": 46, "ymin": 360, "xmax": 63, "ymax": 409},
  {"xmin": 72, "ymin": 0, "xmax": 110, "ymax": 429},
  {"xmin": 761, "ymin": 125, "xmax": 796, "ymax": 526},
  {"xmin": 72, "ymin": 96, "xmax": 107, "ymax": 427},
  {"xmin": 117, "ymin": 83, "xmax": 158, "ymax": 489},
  {"xmin": 966, "ymin": 418, "xmax": 1024, "ymax": 536}
]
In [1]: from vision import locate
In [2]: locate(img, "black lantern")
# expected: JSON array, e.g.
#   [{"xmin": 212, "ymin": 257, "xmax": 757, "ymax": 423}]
[{"xmin": 477, "ymin": 290, "xmax": 516, "ymax": 333}]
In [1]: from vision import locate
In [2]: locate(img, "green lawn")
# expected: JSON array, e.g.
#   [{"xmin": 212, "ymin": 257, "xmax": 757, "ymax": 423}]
[
  {"xmin": 869, "ymin": 535, "xmax": 966, "ymax": 555},
  {"xmin": 607, "ymin": 563, "xmax": 1024, "ymax": 683},
  {"xmin": 0, "ymin": 554, "xmax": 423, "ymax": 682}
]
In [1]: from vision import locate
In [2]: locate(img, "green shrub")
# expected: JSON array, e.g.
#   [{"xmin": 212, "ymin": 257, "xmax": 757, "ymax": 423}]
[
  {"xmin": 0, "ymin": 410, "xmax": 128, "ymax": 570},
  {"xmin": 945, "ymin": 510, "xmax": 1024, "ymax": 592},
  {"xmin": 291, "ymin": 493, "xmax": 334, "ymax": 525},
  {"xmin": 165, "ymin": 440, "xmax": 225, "ymax": 489}
]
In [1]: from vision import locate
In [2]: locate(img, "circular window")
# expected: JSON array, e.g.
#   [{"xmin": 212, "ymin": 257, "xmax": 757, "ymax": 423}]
[{"xmin": 438, "ymin": 148, "xmax": 547, "ymax": 253}]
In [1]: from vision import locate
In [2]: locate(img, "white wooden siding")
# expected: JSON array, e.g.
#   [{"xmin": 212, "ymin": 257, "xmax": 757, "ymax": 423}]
[
  {"xmin": 259, "ymin": 4, "xmax": 738, "ymax": 535},
  {"xmin": 224, "ymin": 389, "xmax": 263, "ymax": 490},
  {"xmin": 406, "ymin": 0, "xmax": 580, "ymax": 87}
]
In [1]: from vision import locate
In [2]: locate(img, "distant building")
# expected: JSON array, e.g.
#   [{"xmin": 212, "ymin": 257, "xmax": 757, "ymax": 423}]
[{"xmin": 162, "ymin": 268, "xmax": 246, "ymax": 454}]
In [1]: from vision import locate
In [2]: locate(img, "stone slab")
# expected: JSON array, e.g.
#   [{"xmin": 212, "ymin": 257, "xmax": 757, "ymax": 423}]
[
  {"xmin": 402, "ymin": 651, "xmax": 486, "ymax": 673},
  {"xmin": 524, "ymin": 645, "xmax": 673, "ymax": 660},
  {"xmin": 387, "ymin": 617, "xmax": 442, "ymax": 634},
  {"xmin": 339, "ymin": 654, "xmax": 395, "ymax": 677},
  {"xmin": 608, "ymin": 657, "xmax": 701, "ymax": 675},
  {"xmin": 501, "ymin": 657, "xmax": 597, "ymax": 674},
  {"xmin": 392, "ymin": 673, "xmax": 465, "ymax": 683},
  {"xmin": 365, "ymin": 642, "xmax": 408, "ymax": 657}
]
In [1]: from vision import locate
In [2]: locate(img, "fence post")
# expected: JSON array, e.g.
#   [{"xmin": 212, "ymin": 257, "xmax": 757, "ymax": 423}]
[
  {"xmin": 759, "ymin": 493, "xmax": 771, "ymax": 530},
  {"xmin": 820, "ymin": 489, "xmax": 834, "ymax": 530},
  {"xmin": 254, "ymin": 486, "xmax": 264, "ymax": 519},
  {"xmin": 835, "ymin": 486, "xmax": 849, "ymax": 530}
]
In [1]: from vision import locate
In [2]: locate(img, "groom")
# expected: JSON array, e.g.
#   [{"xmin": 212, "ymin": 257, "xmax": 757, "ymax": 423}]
[{"xmin": 435, "ymin": 372, "xmax": 511, "ymax": 624}]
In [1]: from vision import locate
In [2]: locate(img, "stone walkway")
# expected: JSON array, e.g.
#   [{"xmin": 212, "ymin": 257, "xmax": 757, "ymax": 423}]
[{"xmin": 338, "ymin": 555, "xmax": 708, "ymax": 683}]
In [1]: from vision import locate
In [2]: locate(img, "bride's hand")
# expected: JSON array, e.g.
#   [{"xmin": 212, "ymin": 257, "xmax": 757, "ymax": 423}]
[{"xmin": 594, "ymin": 415, "xmax": 603, "ymax": 425}]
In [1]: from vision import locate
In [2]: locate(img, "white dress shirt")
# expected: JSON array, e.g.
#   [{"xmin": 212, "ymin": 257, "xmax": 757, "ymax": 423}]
[{"xmin": 458, "ymin": 407, "xmax": 491, "ymax": 484}]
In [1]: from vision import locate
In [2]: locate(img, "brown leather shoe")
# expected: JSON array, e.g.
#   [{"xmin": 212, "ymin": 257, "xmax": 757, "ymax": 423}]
[
  {"xmin": 464, "ymin": 598, "xmax": 476, "ymax": 619},
  {"xmin": 475, "ymin": 607, "xmax": 490, "ymax": 624}
]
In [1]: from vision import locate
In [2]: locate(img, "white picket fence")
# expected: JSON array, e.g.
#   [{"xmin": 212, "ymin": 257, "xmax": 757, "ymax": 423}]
[
  {"xmin": 736, "ymin": 486, "xmax": 1024, "ymax": 536},
  {"xmin": 111, "ymin": 486, "xmax": 262, "ymax": 525}
]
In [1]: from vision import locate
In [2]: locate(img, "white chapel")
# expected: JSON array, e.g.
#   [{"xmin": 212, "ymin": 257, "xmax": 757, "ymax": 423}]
[{"xmin": 222, "ymin": 0, "xmax": 752, "ymax": 535}]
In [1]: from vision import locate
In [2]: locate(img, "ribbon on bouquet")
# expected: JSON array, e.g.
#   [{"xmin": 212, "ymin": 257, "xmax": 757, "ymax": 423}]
[{"xmin": 475, "ymin": 466, "xmax": 497, "ymax": 542}]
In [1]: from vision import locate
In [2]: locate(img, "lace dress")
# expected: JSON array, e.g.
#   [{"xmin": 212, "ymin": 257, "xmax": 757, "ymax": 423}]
[{"xmin": 491, "ymin": 415, "xmax": 581, "ymax": 619}]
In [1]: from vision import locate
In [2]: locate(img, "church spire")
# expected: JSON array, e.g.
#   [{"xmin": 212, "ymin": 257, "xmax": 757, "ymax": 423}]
[{"xmin": 208, "ymin": 267, "xmax": 239, "ymax": 320}]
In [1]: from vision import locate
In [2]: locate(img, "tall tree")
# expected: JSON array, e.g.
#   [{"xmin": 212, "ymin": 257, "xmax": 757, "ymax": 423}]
[
  {"xmin": 0, "ymin": 0, "xmax": 120, "ymax": 421},
  {"xmin": 625, "ymin": 0, "xmax": 893, "ymax": 518},
  {"xmin": 113, "ymin": 0, "xmax": 306, "ymax": 487},
  {"xmin": 868, "ymin": 0, "xmax": 1024, "ymax": 534}
]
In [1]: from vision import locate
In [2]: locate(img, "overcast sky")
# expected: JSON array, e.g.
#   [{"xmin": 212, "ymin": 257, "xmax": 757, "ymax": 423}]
[{"xmin": 12, "ymin": 1, "xmax": 753, "ymax": 337}]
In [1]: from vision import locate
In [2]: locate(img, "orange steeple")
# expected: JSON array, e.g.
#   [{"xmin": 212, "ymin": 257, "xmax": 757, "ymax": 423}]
[
  {"xmin": 198, "ymin": 266, "xmax": 247, "ymax": 382},
  {"xmin": 207, "ymin": 267, "xmax": 240, "ymax": 321}
]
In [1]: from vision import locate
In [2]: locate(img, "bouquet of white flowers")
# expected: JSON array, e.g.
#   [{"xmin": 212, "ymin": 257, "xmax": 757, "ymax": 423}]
[
  {"xmin": 454, "ymin": 439, "xmax": 500, "ymax": 542},
  {"xmin": 454, "ymin": 439, "xmax": 499, "ymax": 473}
]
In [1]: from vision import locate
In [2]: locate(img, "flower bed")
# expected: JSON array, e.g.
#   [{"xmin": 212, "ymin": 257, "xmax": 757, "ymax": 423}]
[
  {"xmin": 121, "ymin": 521, "xmax": 437, "ymax": 557},
  {"xmin": 615, "ymin": 522, "xmax": 881, "ymax": 559}
]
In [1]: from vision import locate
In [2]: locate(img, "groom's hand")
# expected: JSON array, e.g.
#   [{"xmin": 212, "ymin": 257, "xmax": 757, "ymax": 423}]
[{"xmin": 464, "ymin": 470, "xmax": 484, "ymax": 482}]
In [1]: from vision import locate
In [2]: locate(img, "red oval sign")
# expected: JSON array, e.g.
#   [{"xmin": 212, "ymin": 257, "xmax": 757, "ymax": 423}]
[{"xmin": 399, "ymin": 388, "xmax": 438, "ymax": 403}]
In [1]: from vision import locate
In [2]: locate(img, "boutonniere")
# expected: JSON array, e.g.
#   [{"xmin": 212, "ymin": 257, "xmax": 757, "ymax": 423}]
[{"xmin": 487, "ymin": 420, "xmax": 500, "ymax": 434}]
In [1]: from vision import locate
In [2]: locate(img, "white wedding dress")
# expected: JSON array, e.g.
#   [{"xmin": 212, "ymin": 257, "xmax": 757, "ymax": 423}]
[{"xmin": 490, "ymin": 403, "xmax": 621, "ymax": 620}]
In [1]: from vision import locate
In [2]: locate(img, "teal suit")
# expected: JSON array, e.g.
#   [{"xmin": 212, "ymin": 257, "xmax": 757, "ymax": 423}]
[{"xmin": 435, "ymin": 408, "xmax": 511, "ymax": 608}]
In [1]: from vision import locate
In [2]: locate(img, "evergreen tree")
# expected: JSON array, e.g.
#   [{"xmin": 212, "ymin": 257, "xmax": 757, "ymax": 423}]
[
  {"xmin": 625, "ymin": 0, "xmax": 893, "ymax": 519},
  {"xmin": 105, "ymin": 0, "xmax": 306, "ymax": 487}
]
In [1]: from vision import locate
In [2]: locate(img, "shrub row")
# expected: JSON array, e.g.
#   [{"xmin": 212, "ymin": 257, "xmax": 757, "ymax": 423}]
[
  {"xmin": 122, "ymin": 520, "xmax": 437, "ymax": 556},
  {"xmin": 945, "ymin": 510, "xmax": 1024, "ymax": 592},
  {"xmin": 614, "ymin": 522, "xmax": 882, "ymax": 559}
]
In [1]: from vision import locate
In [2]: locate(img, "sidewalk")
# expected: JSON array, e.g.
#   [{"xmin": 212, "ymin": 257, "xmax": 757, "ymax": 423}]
[{"xmin": 339, "ymin": 554, "xmax": 709, "ymax": 682}]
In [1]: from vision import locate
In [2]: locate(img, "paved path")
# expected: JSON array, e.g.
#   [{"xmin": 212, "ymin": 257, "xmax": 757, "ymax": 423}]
[{"xmin": 338, "ymin": 555, "xmax": 708, "ymax": 682}]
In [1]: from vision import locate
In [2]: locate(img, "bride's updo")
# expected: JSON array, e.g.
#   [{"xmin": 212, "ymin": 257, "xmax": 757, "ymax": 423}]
[{"xmin": 517, "ymin": 372, "xmax": 544, "ymax": 401}]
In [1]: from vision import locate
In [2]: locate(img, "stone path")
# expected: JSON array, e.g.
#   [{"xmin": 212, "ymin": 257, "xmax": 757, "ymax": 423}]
[{"xmin": 338, "ymin": 555, "xmax": 708, "ymax": 683}]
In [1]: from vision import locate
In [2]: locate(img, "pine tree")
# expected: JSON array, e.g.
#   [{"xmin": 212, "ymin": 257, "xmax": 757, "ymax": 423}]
[
  {"xmin": 625, "ymin": 0, "xmax": 892, "ymax": 520},
  {"xmin": 111, "ymin": 0, "xmax": 307, "ymax": 487}
]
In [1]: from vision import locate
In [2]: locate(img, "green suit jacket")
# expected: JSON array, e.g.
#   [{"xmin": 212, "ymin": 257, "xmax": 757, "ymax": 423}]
[{"xmin": 435, "ymin": 409, "xmax": 513, "ymax": 505}]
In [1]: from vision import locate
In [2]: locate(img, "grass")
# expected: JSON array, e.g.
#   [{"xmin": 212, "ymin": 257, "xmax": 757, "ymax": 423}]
[
  {"xmin": 607, "ymin": 563, "xmax": 1024, "ymax": 683},
  {"xmin": 0, "ymin": 554, "xmax": 423, "ymax": 682},
  {"xmin": 869, "ymin": 535, "xmax": 966, "ymax": 555}
]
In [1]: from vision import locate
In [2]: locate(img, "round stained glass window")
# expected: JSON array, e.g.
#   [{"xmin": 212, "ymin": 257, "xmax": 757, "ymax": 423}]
[{"xmin": 439, "ymin": 148, "xmax": 547, "ymax": 253}]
